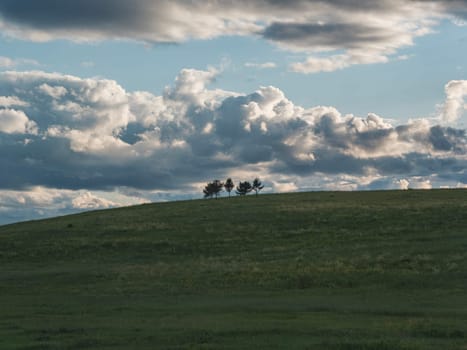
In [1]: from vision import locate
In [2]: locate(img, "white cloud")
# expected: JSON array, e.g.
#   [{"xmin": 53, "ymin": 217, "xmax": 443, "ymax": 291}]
[
  {"xmin": 0, "ymin": 56, "xmax": 40, "ymax": 68},
  {"xmin": 442, "ymin": 80, "xmax": 467, "ymax": 123},
  {"xmin": 290, "ymin": 53, "xmax": 389, "ymax": 73},
  {"xmin": 0, "ymin": 109, "xmax": 37, "ymax": 134},
  {"xmin": 397, "ymin": 54, "xmax": 412, "ymax": 61},
  {"xmin": 38, "ymin": 83, "xmax": 68, "ymax": 99},
  {"xmin": 272, "ymin": 181, "xmax": 298, "ymax": 193},
  {"xmin": 0, "ymin": 70, "xmax": 134, "ymax": 148},
  {"xmin": 0, "ymin": 96, "xmax": 29, "ymax": 107},
  {"xmin": 245, "ymin": 62, "xmax": 277, "ymax": 69},
  {"xmin": 397, "ymin": 179, "xmax": 410, "ymax": 190},
  {"xmin": 408, "ymin": 178, "xmax": 433, "ymax": 190},
  {"xmin": 72, "ymin": 191, "xmax": 117, "ymax": 209},
  {"xmin": 395, "ymin": 177, "xmax": 434, "ymax": 190}
]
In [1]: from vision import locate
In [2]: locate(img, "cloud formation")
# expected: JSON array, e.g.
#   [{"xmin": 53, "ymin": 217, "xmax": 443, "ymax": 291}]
[
  {"xmin": 0, "ymin": 68, "xmax": 465, "ymax": 205},
  {"xmin": 0, "ymin": 108, "xmax": 37, "ymax": 134},
  {"xmin": 0, "ymin": 1, "xmax": 465, "ymax": 72},
  {"xmin": 442, "ymin": 80, "xmax": 467, "ymax": 123},
  {"xmin": 0, "ymin": 186, "xmax": 148, "ymax": 225}
]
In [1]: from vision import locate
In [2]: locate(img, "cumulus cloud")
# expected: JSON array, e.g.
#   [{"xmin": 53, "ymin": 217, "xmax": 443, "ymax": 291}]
[
  {"xmin": 0, "ymin": 68, "xmax": 466, "ymax": 223},
  {"xmin": 71, "ymin": 191, "xmax": 117, "ymax": 209},
  {"xmin": 410, "ymin": 178, "xmax": 433, "ymax": 190},
  {"xmin": 442, "ymin": 80, "xmax": 467, "ymax": 123},
  {"xmin": 397, "ymin": 179, "xmax": 410, "ymax": 190},
  {"xmin": 0, "ymin": 96, "xmax": 29, "ymax": 107},
  {"xmin": 0, "ymin": 1, "xmax": 463, "ymax": 72},
  {"xmin": 0, "ymin": 109, "xmax": 37, "ymax": 134},
  {"xmin": 395, "ymin": 177, "xmax": 433, "ymax": 190}
]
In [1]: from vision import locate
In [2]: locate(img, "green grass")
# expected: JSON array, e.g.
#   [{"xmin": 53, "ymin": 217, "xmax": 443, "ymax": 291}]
[{"xmin": 1, "ymin": 190, "xmax": 466, "ymax": 349}]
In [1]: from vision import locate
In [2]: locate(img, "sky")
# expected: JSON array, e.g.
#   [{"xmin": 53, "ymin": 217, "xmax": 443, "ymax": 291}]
[{"xmin": 0, "ymin": 0, "xmax": 466, "ymax": 225}]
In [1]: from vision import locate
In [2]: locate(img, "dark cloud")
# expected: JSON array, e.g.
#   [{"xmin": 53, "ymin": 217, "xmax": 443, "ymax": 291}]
[
  {"xmin": 262, "ymin": 22, "xmax": 393, "ymax": 51},
  {"xmin": 0, "ymin": 0, "xmax": 463, "ymax": 72},
  {"xmin": 428, "ymin": 0, "xmax": 467, "ymax": 18},
  {"xmin": 0, "ymin": 0, "xmax": 143, "ymax": 28}
]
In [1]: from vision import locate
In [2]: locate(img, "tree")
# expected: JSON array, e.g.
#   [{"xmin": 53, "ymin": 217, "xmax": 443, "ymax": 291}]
[
  {"xmin": 252, "ymin": 178, "xmax": 264, "ymax": 196},
  {"xmin": 203, "ymin": 180, "xmax": 224, "ymax": 199},
  {"xmin": 203, "ymin": 183, "xmax": 213, "ymax": 198},
  {"xmin": 235, "ymin": 181, "xmax": 252, "ymax": 196},
  {"xmin": 224, "ymin": 178, "xmax": 235, "ymax": 197}
]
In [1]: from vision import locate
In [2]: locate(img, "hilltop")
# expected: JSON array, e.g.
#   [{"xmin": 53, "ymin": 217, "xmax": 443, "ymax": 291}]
[{"xmin": 1, "ymin": 190, "xmax": 466, "ymax": 349}]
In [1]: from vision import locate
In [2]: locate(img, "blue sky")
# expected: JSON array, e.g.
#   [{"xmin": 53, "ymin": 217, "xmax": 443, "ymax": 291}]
[{"xmin": 0, "ymin": 0, "xmax": 466, "ymax": 224}]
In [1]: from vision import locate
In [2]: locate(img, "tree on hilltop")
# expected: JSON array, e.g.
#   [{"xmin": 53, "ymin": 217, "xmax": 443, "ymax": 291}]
[
  {"xmin": 203, "ymin": 180, "xmax": 224, "ymax": 199},
  {"xmin": 235, "ymin": 181, "xmax": 252, "ymax": 196},
  {"xmin": 224, "ymin": 178, "xmax": 235, "ymax": 197},
  {"xmin": 252, "ymin": 178, "xmax": 264, "ymax": 196}
]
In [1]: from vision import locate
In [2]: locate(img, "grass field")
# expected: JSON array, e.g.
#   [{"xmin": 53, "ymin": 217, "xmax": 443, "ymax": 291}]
[{"xmin": 1, "ymin": 190, "xmax": 466, "ymax": 349}]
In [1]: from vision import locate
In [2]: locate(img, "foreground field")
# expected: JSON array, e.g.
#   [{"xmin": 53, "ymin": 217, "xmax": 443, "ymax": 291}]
[{"xmin": 0, "ymin": 190, "xmax": 466, "ymax": 349}]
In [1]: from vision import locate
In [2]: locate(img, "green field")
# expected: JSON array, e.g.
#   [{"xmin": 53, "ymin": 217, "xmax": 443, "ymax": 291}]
[{"xmin": 1, "ymin": 190, "xmax": 466, "ymax": 349}]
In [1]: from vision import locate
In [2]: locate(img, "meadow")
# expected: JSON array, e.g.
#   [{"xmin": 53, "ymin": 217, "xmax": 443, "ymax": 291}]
[{"xmin": 0, "ymin": 190, "xmax": 466, "ymax": 349}]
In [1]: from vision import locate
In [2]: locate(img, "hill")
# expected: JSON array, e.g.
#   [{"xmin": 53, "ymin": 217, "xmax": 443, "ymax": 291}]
[{"xmin": 1, "ymin": 190, "xmax": 466, "ymax": 349}]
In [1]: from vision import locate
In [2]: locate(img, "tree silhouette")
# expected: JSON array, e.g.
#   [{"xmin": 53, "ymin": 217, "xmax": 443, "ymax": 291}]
[
  {"xmin": 224, "ymin": 178, "xmax": 235, "ymax": 197},
  {"xmin": 203, "ymin": 180, "xmax": 224, "ymax": 199},
  {"xmin": 252, "ymin": 178, "xmax": 264, "ymax": 196},
  {"xmin": 235, "ymin": 181, "xmax": 252, "ymax": 196},
  {"xmin": 203, "ymin": 183, "xmax": 213, "ymax": 198}
]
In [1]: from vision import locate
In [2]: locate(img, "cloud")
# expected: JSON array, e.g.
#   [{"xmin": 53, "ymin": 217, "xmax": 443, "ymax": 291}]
[
  {"xmin": 397, "ymin": 178, "xmax": 410, "ymax": 190},
  {"xmin": 0, "ymin": 56, "xmax": 40, "ymax": 68},
  {"xmin": 80, "ymin": 61, "xmax": 95, "ymax": 68},
  {"xmin": 272, "ymin": 181, "xmax": 298, "ymax": 193},
  {"xmin": 245, "ymin": 62, "xmax": 277, "ymax": 69},
  {"xmin": 434, "ymin": 0, "xmax": 467, "ymax": 20},
  {"xmin": 0, "ymin": 186, "xmax": 146, "ymax": 225},
  {"xmin": 261, "ymin": 21, "xmax": 413, "ymax": 52},
  {"xmin": 441, "ymin": 80, "xmax": 467, "ymax": 123},
  {"xmin": 290, "ymin": 53, "xmax": 389, "ymax": 73},
  {"xmin": 0, "ymin": 68, "xmax": 466, "ymax": 223},
  {"xmin": 0, "ymin": 1, "xmax": 462, "ymax": 72},
  {"xmin": 410, "ymin": 178, "xmax": 433, "ymax": 189},
  {"xmin": 0, "ymin": 109, "xmax": 37, "ymax": 134},
  {"xmin": 0, "ymin": 57, "xmax": 14, "ymax": 68},
  {"xmin": 71, "ymin": 191, "xmax": 117, "ymax": 209},
  {"xmin": 0, "ymin": 96, "xmax": 29, "ymax": 107}
]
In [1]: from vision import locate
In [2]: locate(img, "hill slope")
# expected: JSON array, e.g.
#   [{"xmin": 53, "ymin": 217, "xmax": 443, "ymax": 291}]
[{"xmin": 1, "ymin": 190, "xmax": 467, "ymax": 349}]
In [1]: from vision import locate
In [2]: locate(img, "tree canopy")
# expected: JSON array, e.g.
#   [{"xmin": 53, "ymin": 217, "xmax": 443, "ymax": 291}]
[
  {"xmin": 252, "ymin": 178, "xmax": 264, "ymax": 196},
  {"xmin": 235, "ymin": 181, "xmax": 253, "ymax": 196},
  {"xmin": 203, "ymin": 180, "xmax": 224, "ymax": 199},
  {"xmin": 224, "ymin": 178, "xmax": 235, "ymax": 197},
  {"xmin": 203, "ymin": 178, "xmax": 265, "ymax": 198}
]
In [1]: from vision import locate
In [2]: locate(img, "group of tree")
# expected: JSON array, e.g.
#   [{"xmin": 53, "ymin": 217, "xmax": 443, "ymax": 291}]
[{"xmin": 203, "ymin": 178, "xmax": 264, "ymax": 198}]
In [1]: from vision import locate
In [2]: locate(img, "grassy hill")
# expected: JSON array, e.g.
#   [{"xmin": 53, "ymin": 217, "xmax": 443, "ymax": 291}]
[{"xmin": 1, "ymin": 190, "xmax": 466, "ymax": 349}]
